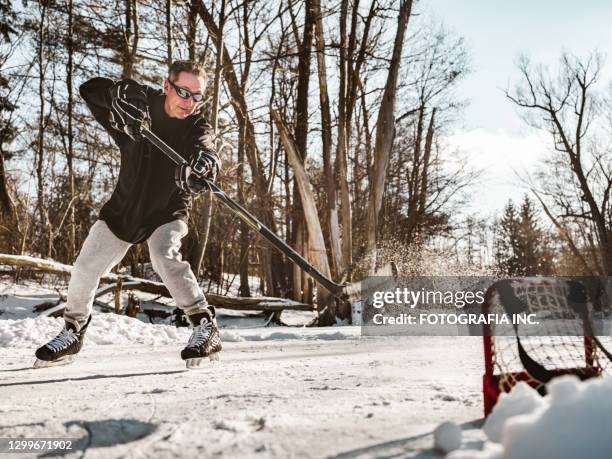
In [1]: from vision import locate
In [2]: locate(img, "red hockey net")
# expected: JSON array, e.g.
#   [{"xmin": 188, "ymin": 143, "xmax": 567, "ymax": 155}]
[{"xmin": 482, "ymin": 278, "xmax": 612, "ymax": 416}]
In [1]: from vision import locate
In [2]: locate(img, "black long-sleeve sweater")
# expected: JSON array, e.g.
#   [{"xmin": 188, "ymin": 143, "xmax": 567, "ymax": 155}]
[{"xmin": 79, "ymin": 77, "xmax": 216, "ymax": 243}]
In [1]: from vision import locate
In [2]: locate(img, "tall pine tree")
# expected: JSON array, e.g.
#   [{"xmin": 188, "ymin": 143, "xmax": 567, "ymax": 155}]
[{"xmin": 495, "ymin": 196, "xmax": 553, "ymax": 276}]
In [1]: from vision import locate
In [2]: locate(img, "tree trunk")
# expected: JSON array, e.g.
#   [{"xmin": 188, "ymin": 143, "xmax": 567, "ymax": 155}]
[
  {"xmin": 336, "ymin": 0, "xmax": 352, "ymax": 274},
  {"xmin": 36, "ymin": 1, "xmax": 47, "ymax": 257},
  {"xmin": 0, "ymin": 151, "xmax": 12, "ymax": 215},
  {"xmin": 192, "ymin": 0, "xmax": 224, "ymax": 277},
  {"xmin": 310, "ymin": 0, "xmax": 342, "ymax": 279},
  {"xmin": 365, "ymin": 0, "xmax": 413, "ymax": 273},
  {"xmin": 290, "ymin": 1, "xmax": 314, "ymax": 301},
  {"xmin": 196, "ymin": 0, "xmax": 286, "ymax": 295},
  {"xmin": 122, "ymin": 0, "xmax": 139, "ymax": 79},
  {"xmin": 335, "ymin": 1, "xmax": 376, "ymax": 276},
  {"xmin": 407, "ymin": 104, "xmax": 424, "ymax": 232},
  {"xmin": 166, "ymin": 0, "xmax": 172, "ymax": 71},
  {"xmin": 188, "ymin": 0, "xmax": 198, "ymax": 60},
  {"xmin": 271, "ymin": 108, "xmax": 335, "ymax": 324},
  {"xmin": 66, "ymin": 0, "xmax": 76, "ymax": 260},
  {"xmin": 406, "ymin": 106, "xmax": 435, "ymax": 239},
  {"xmin": 238, "ymin": 116, "xmax": 251, "ymax": 297},
  {"xmin": 418, "ymin": 108, "xmax": 436, "ymax": 214}
]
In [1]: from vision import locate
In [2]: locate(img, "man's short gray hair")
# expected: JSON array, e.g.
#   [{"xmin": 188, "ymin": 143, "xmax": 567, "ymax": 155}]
[{"xmin": 168, "ymin": 60, "xmax": 207, "ymax": 84}]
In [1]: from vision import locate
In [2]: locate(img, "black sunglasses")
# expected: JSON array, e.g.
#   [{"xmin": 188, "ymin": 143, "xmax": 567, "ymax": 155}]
[{"xmin": 168, "ymin": 80, "xmax": 204, "ymax": 103}]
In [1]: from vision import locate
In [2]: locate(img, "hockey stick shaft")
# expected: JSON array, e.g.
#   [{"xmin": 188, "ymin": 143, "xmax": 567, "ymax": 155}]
[{"xmin": 141, "ymin": 127, "xmax": 347, "ymax": 299}]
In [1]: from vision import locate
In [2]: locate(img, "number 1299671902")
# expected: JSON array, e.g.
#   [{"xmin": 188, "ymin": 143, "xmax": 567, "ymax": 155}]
[{"xmin": 1, "ymin": 439, "xmax": 73, "ymax": 452}]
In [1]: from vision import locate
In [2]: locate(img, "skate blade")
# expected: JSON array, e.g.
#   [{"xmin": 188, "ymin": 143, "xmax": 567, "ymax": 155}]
[
  {"xmin": 33, "ymin": 355, "xmax": 76, "ymax": 369},
  {"xmin": 185, "ymin": 353, "xmax": 220, "ymax": 369}
]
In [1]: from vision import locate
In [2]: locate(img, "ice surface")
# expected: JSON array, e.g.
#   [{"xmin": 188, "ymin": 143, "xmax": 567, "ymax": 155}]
[
  {"xmin": 3, "ymin": 278, "xmax": 610, "ymax": 458},
  {"xmin": 1, "ymin": 280, "xmax": 486, "ymax": 457}
]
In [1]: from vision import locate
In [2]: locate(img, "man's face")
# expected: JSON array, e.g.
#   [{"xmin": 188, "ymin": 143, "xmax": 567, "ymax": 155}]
[{"xmin": 163, "ymin": 71, "xmax": 206, "ymax": 119}]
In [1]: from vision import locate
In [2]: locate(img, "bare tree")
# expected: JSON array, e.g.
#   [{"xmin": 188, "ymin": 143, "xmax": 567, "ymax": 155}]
[
  {"xmin": 310, "ymin": 0, "xmax": 342, "ymax": 279},
  {"xmin": 65, "ymin": 0, "xmax": 76, "ymax": 259},
  {"xmin": 196, "ymin": 0, "xmax": 288, "ymax": 295},
  {"xmin": 166, "ymin": 0, "xmax": 173, "ymax": 70},
  {"xmin": 121, "ymin": 0, "xmax": 139, "ymax": 79},
  {"xmin": 364, "ymin": 0, "xmax": 413, "ymax": 273},
  {"xmin": 271, "ymin": 108, "xmax": 335, "ymax": 324},
  {"xmin": 190, "ymin": 0, "xmax": 225, "ymax": 280},
  {"xmin": 35, "ymin": 1, "xmax": 49, "ymax": 255},
  {"xmin": 0, "ymin": 0, "xmax": 480, "ymax": 323},
  {"xmin": 287, "ymin": 0, "xmax": 314, "ymax": 303},
  {"xmin": 507, "ymin": 52, "xmax": 612, "ymax": 275}
]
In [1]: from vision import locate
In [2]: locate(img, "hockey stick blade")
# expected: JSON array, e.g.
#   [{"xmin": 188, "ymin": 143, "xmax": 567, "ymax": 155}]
[{"xmin": 340, "ymin": 261, "xmax": 400, "ymax": 303}]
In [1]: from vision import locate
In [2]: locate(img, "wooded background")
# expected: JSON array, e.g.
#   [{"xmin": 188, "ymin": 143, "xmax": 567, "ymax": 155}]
[{"xmin": 1, "ymin": 1, "xmax": 610, "ymax": 322}]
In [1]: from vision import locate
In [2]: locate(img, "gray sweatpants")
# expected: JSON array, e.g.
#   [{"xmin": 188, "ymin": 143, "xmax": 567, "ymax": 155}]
[{"xmin": 64, "ymin": 219, "xmax": 209, "ymax": 331}]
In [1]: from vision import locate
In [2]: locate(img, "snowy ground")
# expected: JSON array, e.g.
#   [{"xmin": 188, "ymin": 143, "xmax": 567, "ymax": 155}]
[
  {"xmin": 1, "ymin": 333, "xmax": 486, "ymax": 458},
  {"xmin": 4, "ymin": 277, "xmax": 612, "ymax": 458},
  {"xmin": 0, "ymin": 278, "xmax": 487, "ymax": 458}
]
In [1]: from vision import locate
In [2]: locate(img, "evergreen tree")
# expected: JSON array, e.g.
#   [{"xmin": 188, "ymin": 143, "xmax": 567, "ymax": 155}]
[
  {"xmin": 495, "ymin": 200, "xmax": 521, "ymax": 275},
  {"xmin": 494, "ymin": 196, "xmax": 553, "ymax": 276}
]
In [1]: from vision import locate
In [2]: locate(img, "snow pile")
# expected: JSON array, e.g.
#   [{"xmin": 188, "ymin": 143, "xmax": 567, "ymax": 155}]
[
  {"xmin": 240, "ymin": 329, "xmax": 360, "ymax": 341},
  {"xmin": 0, "ymin": 315, "xmax": 191, "ymax": 347},
  {"xmin": 482, "ymin": 382, "xmax": 547, "ymax": 442},
  {"xmin": 447, "ymin": 376, "xmax": 612, "ymax": 459},
  {"xmin": 0, "ymin": 313, "xmax": 360, "ymax": 348}
]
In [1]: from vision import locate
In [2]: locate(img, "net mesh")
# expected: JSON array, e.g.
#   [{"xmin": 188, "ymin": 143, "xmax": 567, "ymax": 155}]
[{"xmin": 485, "ymin": 278, "xmax": 612, "ymax": 394}]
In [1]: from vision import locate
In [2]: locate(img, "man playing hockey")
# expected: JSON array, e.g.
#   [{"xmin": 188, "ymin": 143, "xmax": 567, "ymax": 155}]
[{"xmin": 34, "ymin": 60, "xmax": 221, "ymax": 369}]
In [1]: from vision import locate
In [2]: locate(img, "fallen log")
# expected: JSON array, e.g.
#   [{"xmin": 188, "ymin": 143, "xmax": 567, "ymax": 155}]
[
  {"xmin": 0, "ymin": 253, "xmax": 314, "ymax": 314},
  {"xmin": 0, "ymin": 253, "xmax": 169, "ymax": 288}
]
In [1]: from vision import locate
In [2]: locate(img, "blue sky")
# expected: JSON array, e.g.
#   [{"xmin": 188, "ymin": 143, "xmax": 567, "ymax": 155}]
[{"xmin": 423, "ymin": 0, "xmax": 612, "ymax": 215}]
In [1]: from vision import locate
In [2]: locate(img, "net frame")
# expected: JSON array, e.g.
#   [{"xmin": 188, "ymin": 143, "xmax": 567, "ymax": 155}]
[{"xmin": 482, "ymin": 277, "xmax": 609, "ymax": 416}]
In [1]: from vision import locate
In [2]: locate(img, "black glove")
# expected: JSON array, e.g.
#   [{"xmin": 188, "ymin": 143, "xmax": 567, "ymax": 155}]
[
  {"xmin": 175, "ymin": 149, "xmax": 220, "ymax": 195},
  {"xmin": 109, "ymin": 80, "xmax": 150, "ymax": 141}
]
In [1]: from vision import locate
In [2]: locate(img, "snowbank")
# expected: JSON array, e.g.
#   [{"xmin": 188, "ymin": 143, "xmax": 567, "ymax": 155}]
[
  {"xmin": 1, "ymin": 279, "xmax": 359, "ymax": 348},
  {"xmin": 0, "ymin": 314, "xmax": 361, "ymax": 348},
  {"xmin": 482, "ymin": 382, "xmax": 547, "ymax": 443},
  {"xmin": 0, "ymin": 315, "xmax": 190, "ymax": 348},
  {"xmin": 447, "ymin": 376, "xmax": 612, "ymax": 459}
]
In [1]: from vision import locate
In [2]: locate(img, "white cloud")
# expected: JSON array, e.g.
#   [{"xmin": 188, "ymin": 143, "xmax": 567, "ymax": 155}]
[{"xmin": 444, "ymin": 128, "xmax": 550, "ymax": 215}]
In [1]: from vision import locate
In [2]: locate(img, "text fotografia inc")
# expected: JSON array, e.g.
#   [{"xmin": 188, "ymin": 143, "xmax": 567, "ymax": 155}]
[{"xmin": 371, "ymin": 313, "xmax": 540, "ymax": 326}]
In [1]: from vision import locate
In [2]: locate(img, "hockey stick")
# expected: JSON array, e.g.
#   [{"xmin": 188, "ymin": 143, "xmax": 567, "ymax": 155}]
[
  {"xmin": 140, "ymin": 127, "xmax": 397, "ymax": 303},
  {"xmin": 496, "ymin": 279, "xmax": 612, "ymax": 385}
]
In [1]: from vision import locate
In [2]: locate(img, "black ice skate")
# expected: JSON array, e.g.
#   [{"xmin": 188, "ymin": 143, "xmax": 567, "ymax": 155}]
[
  {"xmin": 33, "ymin": 316, "xmax": 91, "ymax": 369},
  {"xmin": 181, "ymin": 309, "xmax": 222, "ymax": 369}
]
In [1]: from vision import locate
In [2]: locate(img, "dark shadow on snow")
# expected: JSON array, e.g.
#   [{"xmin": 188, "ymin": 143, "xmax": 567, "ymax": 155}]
[
  {"xmin": 0, "ymin": 370, "xmax": 186, "ymax": 387},
  {"xmin": 39, "ymin": 419, "xmax": 157, "ymax": 457},
  {"xmin": 0, "ymin": 366, "xmax": 38, "ymax": 372},
  {"xmin": 328, "ymin": 419, "xmax": 485, "ymax": 459},
  {"xmin": 0, "ymin": 421, "xmax": 47, "ymax": 429}
]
